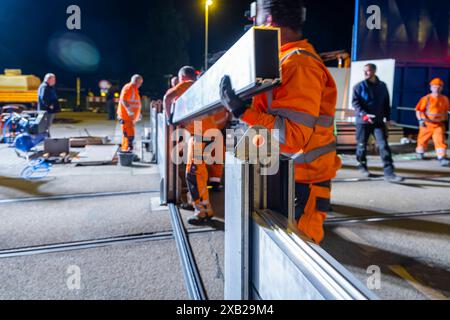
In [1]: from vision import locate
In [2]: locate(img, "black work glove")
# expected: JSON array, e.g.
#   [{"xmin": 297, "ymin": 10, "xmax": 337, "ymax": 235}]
[
  {"xmin": 220, "ymin": 75, "xmax": 248, "ymax": 119},
  {"xmin": 419, "ymin": 119, "xmax": 427, "ymax": 128}
]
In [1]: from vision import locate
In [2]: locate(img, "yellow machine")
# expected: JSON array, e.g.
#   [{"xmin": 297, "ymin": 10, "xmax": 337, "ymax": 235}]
[{"xmin": 0, "ymin": 69, "xmax": 41, "ymax": 105}]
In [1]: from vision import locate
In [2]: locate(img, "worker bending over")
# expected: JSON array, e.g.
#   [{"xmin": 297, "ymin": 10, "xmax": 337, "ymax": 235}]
[
  {"xmin": 165, "ymin": 66, "xmax": 229, "ymax": 225},
  {"xmin": 220, "ymin": 0, "xmax": 341, "ymax": 244},
  {"xmin": 117, "ymin": 75, "xmax": 143, "ymax": 153},
  {"xmin": 415, "ymin": 78, "xmax": 449, "ymax": 166}
]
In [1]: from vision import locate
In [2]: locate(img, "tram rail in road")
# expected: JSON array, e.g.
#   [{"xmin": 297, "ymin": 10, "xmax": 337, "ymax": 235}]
[
  {"xmin": 168, "ymin": 203, "xmax": 208, "ymax": 301},
  {"xmin": 0, "ymin": 190, "xmax": 160, "ymax": 205},
  {"xmin": 0, "ymin": 228, "xmax": 216, "ymax": 259},
  {"xmin": 325, "ymin": 209, "xmax": 450, "ymax": 225}
]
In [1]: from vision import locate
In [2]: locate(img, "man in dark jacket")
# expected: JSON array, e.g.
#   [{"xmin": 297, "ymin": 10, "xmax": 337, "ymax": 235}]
[
  {"xmin": 352, "ymin": 63, "xmax": 403, "ymax": 182},
  {"xmin": 38, "ymin": 73, "xmax": 60, "ymax": 136}
]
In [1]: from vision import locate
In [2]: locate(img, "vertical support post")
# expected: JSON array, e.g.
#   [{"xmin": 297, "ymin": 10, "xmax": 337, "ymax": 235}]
[{"xmin": 224, "ymin": 152, "xmax": 251, "ymax": 300}]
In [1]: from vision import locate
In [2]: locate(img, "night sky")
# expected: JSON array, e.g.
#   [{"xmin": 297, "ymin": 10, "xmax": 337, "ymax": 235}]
[{"xmin": 0, "ymin": 0, "xmax": 354, "ymax": 96}]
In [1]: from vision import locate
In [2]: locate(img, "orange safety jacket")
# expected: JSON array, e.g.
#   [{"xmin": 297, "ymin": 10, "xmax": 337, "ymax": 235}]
[
  {"xmin": 117, "ymin": 83, "xmax": 141, "ymax": 123},
  {"xmin": 416, "ymin": 94, "xmax": 449, "ymax": 123},
  {"xmin": 241, "ymin": 39, "xmax": 341, "ymax": 184}
]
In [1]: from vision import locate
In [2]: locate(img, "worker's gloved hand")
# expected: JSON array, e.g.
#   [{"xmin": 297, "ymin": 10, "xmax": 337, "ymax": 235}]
[
  {"xmin": 220, "ymin": 75, "xmax": 248, "ymax": 119},
  {"xmin": 419, "ymin": 119, "xmax": 427, "ymax": 128}
]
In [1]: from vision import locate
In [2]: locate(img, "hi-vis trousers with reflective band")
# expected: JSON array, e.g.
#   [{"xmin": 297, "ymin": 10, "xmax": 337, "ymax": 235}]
[
  {"xmin": 416, "ymin": 122, "xmax": 448, "ymax": 158},
  {"xmin": 295, "ymin": 181, "xmax": 331, "ymax": 244},
  {"xmin": 186, "ymin": 136, "xmax": 224, "ymax": 215},
  {"xmin": 120, "ymin": 121, "xmax": 135, "ymax": 152}
]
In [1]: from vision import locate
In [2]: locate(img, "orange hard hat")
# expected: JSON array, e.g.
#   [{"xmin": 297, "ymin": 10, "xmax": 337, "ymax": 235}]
[{"xmin": 430, "ymin": 78, "xmax": 444, "ymax": 87}]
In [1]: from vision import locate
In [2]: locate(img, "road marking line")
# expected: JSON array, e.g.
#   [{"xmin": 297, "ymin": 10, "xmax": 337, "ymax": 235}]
[
  {"xmin": 389, "ymin": 265, "xmax": 449, "ymax": 300},
  {"xmin": 334, "ymin": 227, "xmax": 378, "ymax": 254}
]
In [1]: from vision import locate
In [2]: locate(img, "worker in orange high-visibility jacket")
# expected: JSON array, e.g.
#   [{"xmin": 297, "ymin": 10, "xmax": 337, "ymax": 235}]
[
  {"xmin": 165, "ymin": 66, "xmax": 230, "ymax": 225},
  {"xmin": 416, "ymin": 78, "xmax": 450, "ymax": 167},
  {"xmin": 117, "ymin": 75, "xmax": 143, "ymax": 153},
  {"xmin": 164, "ymin": 67, "xmax": 196, "ymax": 211},
  {"xmin": 220, "ymin": 0, "xmax": 341, "ymax": 244}
]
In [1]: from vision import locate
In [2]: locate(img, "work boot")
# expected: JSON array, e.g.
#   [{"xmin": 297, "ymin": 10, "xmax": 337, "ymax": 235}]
[
  {"xmin": 416, "ymin": 153, "xmax": 424, "ymax": 160},
  {"xmin": 438, "ymin": 158, "xmax": 450, "ymax": 167},
  {"xmin": 384, "ymin": 173, "xmax": 404, "ymax": 183},
  {"xmin": 357, "ymin": 164, "xmax": 370, "ymax": 177}
]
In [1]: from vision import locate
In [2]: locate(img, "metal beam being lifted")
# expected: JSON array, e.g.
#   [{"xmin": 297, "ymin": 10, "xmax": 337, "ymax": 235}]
[{"xmin": 172, "ymin": 27, "xmax": 281, "ymax": 125}]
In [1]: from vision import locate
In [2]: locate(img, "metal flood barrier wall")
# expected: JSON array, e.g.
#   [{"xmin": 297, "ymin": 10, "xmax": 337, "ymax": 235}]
[
  {"xmin": 224, "ymin": 130, "xmax": 378, "ymax": 300},
  {"xmin": 154, "ymin": 26, "xmax": 378, "ymax": 300}
]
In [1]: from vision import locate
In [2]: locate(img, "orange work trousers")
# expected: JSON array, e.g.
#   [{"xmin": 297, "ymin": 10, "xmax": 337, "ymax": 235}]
[
  {"xmin": 120, "ymin": 121, "xmax": 135, "ymax": 152},
  {"xmin": 295, "ymin": 181, "xmax": 331, "ymax": 244},
  {"xmin": 416, "ymin": 122, "xmax": 448, "ymax": 158}
]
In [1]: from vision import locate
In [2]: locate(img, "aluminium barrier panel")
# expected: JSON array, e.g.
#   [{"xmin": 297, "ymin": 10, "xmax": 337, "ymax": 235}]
[
  {"xmin": 157, "ymin": 113, "xmax": 167, "ymax": 204},
  {"xmin": 165, "ymin": 24, "xmax": 378, "ymax": 299},
  {"xmin": 251, "ymin": 209, "xmax": 378, "ymax": 300},
  {"xmin": 150, "ymin": 107, "xmax": 158, "ymax": 156}
]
